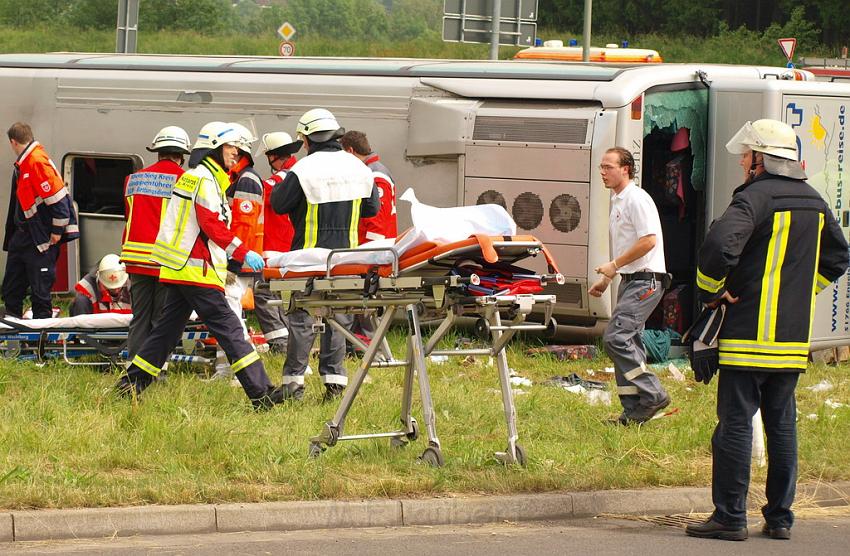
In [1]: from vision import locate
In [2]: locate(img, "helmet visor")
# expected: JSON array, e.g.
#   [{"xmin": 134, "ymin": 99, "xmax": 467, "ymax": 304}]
[{"xmin": 726, "ymin": 121, "xmax": 759, "ymax": 155}]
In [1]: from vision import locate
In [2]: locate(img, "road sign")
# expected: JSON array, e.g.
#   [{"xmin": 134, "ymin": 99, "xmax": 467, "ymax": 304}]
[
  {"xmin": 279, "ymin": 41, "xmax": 295, "ymax": 57},
  {"xmin": 444, "ymin": 0, "xmax": 538, "ymax": 20},
  {"xmin": 277, "ymin": 21, "xmax": 296, "ymax": 41},
  {"xmin": 778, "ymin": 37, "xmax": 797, "ymax": 61},
  {"xmin": 442, "ymin": 16, "xmax": 536, "ymax": 46}
]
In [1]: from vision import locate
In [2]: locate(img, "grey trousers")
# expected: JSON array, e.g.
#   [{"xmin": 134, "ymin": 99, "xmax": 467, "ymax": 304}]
[
  {"xmin": 127, "ymin": 273, "xmax": 168, "ymax": 359},
  {"xmin": 253, "ymin": 279, "xmax": 290, "ymax": 347},
  {"xmin": 603, "ymin": 279, "xmax": 668, "ymax": 412},
  {"xmin": 282, "ymin": 309, "xmax": 353, "ymax": 387}
]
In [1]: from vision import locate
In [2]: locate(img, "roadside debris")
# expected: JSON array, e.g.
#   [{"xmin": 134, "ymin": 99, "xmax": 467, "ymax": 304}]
[
  {"xmin": 543, "ymin": 373, "xmax": 611, "ymax": 406},
  {"xmin": 804, "ymin": 380, "xmax": 834, "ymax": 392},
  {"xmin": 525, "ymin": 344, "xmax": 598, "ymax": 360}
]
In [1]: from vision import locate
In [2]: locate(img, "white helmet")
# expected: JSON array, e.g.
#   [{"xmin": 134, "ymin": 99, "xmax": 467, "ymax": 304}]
[
  {"xmin": 97, "ymin": 254, "xmax": 128, "ymax": 290},
  {"xmin": 192, "ymin": 121, "xmax": 242, "ymax": 151},
  {"xmin": 295, "ymin": 108, "xmax": 344, "ymax": 142},
  {"xmin": 230, "ymin": 122, "xmax": 257, "ymax": 154},
  {"xmin": 726, "ymin": 119, "xmax": 798, "ymax": 160},
  {"xmin": 258, "ymin": 131, "xmax": 303, "ymax": 157},
  {"xmin": 147, "ymin": 126, "xmax": 191, "ymax": 154}
]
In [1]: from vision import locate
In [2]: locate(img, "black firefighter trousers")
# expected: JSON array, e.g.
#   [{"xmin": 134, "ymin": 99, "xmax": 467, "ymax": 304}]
[{"xmin": 122, "ymin": 283, "xmax": 274, "ymax": 401}]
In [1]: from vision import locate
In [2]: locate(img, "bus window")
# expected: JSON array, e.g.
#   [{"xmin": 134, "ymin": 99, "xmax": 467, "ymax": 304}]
[{"xmin": 67, "ymin": 155, "xmax": 140, "ymax": 216}]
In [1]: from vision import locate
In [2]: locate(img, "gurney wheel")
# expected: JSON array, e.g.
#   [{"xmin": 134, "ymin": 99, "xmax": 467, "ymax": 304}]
[
  {"xmin": 406, "ymin": 418, "xmax": 420, "ymax": 441},
  {"xmin": 308, "ymin": 442, "xmax": 324, "ymax": 459},
  {"xmin": 513, "ymin": 444, "xmax": 527, "ymax": 467},
  {"xmin": 419, "ymin": 446, "xmax": 444, "ymax": 467},
  {"xmin": 474, "ymin": 318, "xmax": 490, "ymax": 340},
  {"xmin": 0, "ymin": 340, "xmax": 21, "ymax": 358}
]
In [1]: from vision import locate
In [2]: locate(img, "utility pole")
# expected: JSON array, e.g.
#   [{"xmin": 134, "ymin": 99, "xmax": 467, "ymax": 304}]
[
  {"xmin": 489, "ymin": 0, "xmax": 501, "ymax": 61},
  {"xmin": 116, "ymin": 0, "xmax": 140, "ymax": 54},
  {"xmin": 582, "ymin": 0, "xmax": 592, "ymax": 62}
]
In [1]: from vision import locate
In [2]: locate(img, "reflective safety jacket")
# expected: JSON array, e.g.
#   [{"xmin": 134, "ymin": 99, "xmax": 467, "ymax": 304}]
[
  {"xmin": 358, "ymin": 153, "xmax": 397, "ymax": 244},
  {"xmin": 270, "ymin": 141, "xmax": 379, "ymax": 250},
  {"xmin": 3, "ymin": 141, "xmax": 79, "ymax": 253},
  {"xmin": 151, "ymin": 158, "xmax": 248, "ymax": 291},
  {"xmin": 696, "ymin": 173, "xmax": 849, "ymax": 372},
  {"xmin": 262, "ymin": 156, "xmax": 296, "ymax": 258},
  {"xmin": 120, "ymin": 159, "xmax": 184, "ymax": 276},
  {"xmin": 226, "ymin": 158, "xmax": 264, "ymax": 275},
  {"xmin": 73, "ymin": 269, "xmax": 132, "ymax": 314}
]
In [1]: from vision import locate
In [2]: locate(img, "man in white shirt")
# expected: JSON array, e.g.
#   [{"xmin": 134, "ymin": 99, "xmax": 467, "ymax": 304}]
[{"xmin": 589, "ymin": 147, "xmax": 671, "ymax": 424}]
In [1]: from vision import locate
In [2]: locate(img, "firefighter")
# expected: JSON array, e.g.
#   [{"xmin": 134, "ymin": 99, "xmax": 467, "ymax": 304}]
[
  {"xmin": 685, "ymin": 119, "xmax": 849, "ymax": 541},
  {"xmin": 270, "ymin": 109, "xmax": 379, "ymax": 401},
  {"xmin": 339, "ymin": 130, "xmax": 398, "ymax": 243},
  {"xmin": 254, "ymin": 131, "xmax": 303, "ymax": 353},
  {"xmin": 207, "ymin": 123, "xmax": 264, "ymax": 381},
  {"xmin": 115, "ymin": 121, "xmax": 290, "ymax": 409},
  {"xmin": 120, "ymin": 125, "xmax": 190, "ymax": 358},
  {"xmin": 2, "ymin": 122, "xmax": 79, "ymax": 319},
  {"xmin": 70, "ymin": 253, "xmax": 132, "ymax": 316}
]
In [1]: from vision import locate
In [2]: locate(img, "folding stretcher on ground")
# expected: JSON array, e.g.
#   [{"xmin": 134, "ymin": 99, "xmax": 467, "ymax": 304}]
[
  {"xmin": 265, "ymin": 234, "xmax": 563, "ymax": 466},
  {"xmin": 0, "ymin": 312, "xmax": 216, "ymax": 367}
]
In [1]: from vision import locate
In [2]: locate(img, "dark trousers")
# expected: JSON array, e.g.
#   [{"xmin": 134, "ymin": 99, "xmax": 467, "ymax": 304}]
[
  {"xmin": 126, "ymin": 273, "xmax": 168, "ymax": 358},
  {"xmin": 253, "ymin": 279, "xmax": 290, "ymax": 347},
  {"xmin": 125, "ymin": 283, "xmax": 273, "ymax": 400},
  {"xmin": 1, "ymin": 231, "xmax": 59, "ymax": 319},
  {"xmin": 712, "ymin": 369, "xmax": 799, "ymax": 529},
  {"xmin": 282, "ymin": 309, "xmax": 352, "ymax": 387}
]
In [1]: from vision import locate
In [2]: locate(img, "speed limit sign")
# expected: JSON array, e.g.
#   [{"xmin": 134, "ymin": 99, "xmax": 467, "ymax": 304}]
[{"xmin": 279, "ymin": 41, "xmax": 295, "ymax": 57}]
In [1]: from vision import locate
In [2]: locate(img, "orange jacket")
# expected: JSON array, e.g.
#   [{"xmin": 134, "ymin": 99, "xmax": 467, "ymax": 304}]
[{"xmin": 227, "ymin": 157, "xmax": 264, "ymax": 275}]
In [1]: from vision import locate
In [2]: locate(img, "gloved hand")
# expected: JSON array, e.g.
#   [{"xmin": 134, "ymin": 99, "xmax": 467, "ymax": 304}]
[
  {"xmin": 689, "ymin": 339, "xmax": 718, "ymax": 385},
  {"xmin": 243, "ymin": 251, "xmax": 265, "ymax": 272}
]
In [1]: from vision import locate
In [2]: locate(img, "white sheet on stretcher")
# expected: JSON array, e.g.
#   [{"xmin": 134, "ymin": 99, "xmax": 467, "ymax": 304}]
[
  {"xmin": 0, "ymin": 312, "xmax": 133, "ymax": 330},
  {"xmin": 266, "ymin": 188, "xmax": 517, "ymax": 274}
]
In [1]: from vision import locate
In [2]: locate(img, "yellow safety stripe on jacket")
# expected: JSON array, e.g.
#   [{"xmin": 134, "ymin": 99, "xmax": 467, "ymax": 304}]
[
  {"xmin": 160, "ymin": 257, "xmax": 228, "ymax": 288},
  {"xmin": 132, "ymin": 354, "xmax": 161, "ymax": 377},
  {"xmin": 151, "ymin": 172, "xmax": 203, "ymax": 269},
  {"xmin": 719, "ymin": 338, "xmax": 809, "ymax": 354},
  {"xmin": 718, "ymin": 351, "xmax": 808, "ymax": 369},
  {"xmin": 809, "ymin": 213, "xmax": 826, "ymax": 338},
  {"xmin": 231, "ymin": 350, "xmax": 260, "ymax": 373},
  {"xmin": 758, "ymin": 211, "xmax": 791, "ymax": 342},
  {"xmin": 201, "ymin": 159, "xmax": 231, "ymax": 195},
  {"xmin": 349, "ymin": 197, "xmax": 361, "ymax": 247},
  {"xmin": 816, "ymin": 273, "xmax": 832, "ymax": 294},
  {"xmin": 696, "ymin": 268, "xmax": 725, "ymax": 294},
  {"xmin": 304, "ymin": 202, "xmax": 318, "ymax": 248},
  {"xmin": 121, "ymin": 240, "xmax": 157, "ymax": 262}
]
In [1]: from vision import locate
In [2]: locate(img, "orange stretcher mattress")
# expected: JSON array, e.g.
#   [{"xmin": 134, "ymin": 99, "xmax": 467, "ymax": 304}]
[{"xmin": 263, "ymin": 235, "xmax": 560, "ymax": 280}]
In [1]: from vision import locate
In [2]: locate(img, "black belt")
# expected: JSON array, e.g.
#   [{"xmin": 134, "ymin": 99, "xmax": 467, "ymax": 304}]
[{"xmin": 621, "ymin": 272, "xmax": 667, "ymax": 282}]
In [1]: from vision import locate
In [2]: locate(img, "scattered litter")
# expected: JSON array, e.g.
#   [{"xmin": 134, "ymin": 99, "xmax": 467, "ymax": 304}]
[
  {"xmin": 486, "ymin": 388, "xmax": 528, "ymax": 396},
  {"xmin": 667, "ymin": 362, "xmax": 686, "ymax": 382},
  {"xmin": 585, "ymin": 389, "xmax": 612, "ymax": 406},
  {"xmin": 805, "ymin": 380, "xmax": 834, "ymax": 392},
  {"xmin": 305, "ymin": 365, "xmax": 313, "ymax": 376},
  {"xmin": 649, "ymin": 407, "xmax": 680, "ymax": 421},
  {"xmin": 824, "ymin": 399, "xmax": 846, "ymax": 409},
  {"xmin": 525, "ymin": 344, "xmax": 598, "ymax": 361},
  {"xmin": 586, "ymin": 369, "xmax": 596, "ymax": 376},
  {"xmin": 604, "ymin": 367, "xmax": 615, "ymax": 374},
  {"xmin": 543, "ymin": 373, "xmax": 607, "ymax": 391},
  {"xmin": 509, "ymin": 373, "xmax": 533, "ymax": 387},
  {"xmin": 429, "ymin": 355, "xmax": 449, "ymax": 364},
  {"xmin": 806, "ymin": 413, "xmax": 818, "ymax": 421}
]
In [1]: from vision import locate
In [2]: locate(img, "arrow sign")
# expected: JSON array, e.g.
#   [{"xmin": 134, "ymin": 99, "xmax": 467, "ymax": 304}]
[{"xmin": 778, "ymin": 37, "xmax": 797, "ymax": 61}]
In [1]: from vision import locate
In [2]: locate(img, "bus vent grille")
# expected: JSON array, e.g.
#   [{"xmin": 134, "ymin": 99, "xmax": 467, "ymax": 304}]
[{"xmin": 473, "ymin": 117, "xmax": 589, "ymax": 144}]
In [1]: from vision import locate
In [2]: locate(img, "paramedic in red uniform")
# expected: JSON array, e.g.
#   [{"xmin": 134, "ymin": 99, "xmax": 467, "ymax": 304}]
[
  {"xmin": 120, "ymin": 126, "xmax": 190, "ymax": 357},
  {"xmin": 254, "ymin": 131, "xmax": 302, "ymax": 353},
  {"xmin": 2, "ymin": 122, "xmax": 79, "ymax": 319},
  {"xmin": 339, "ymin": 130, "xmax": 398, "ymax": 243},
  {"xmin": 70, "ymin": 253, "xmax": 132, "ymax": 316}
]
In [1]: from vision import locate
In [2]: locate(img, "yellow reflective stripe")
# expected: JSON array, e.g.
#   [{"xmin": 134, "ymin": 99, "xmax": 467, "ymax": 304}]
[
  {"xmin": 758, "ymin": 211, "xmax": 791, "ymax": 341},
  {"xmin": 170, "ymin": 197, "xmax": 191, "ymax": 248},
  {"xmin": 719, "ymin": 351, "xmax": 808, "ymax": 369},
  {"xmin": 816, "ymin": 273, "xmax": 831, "ymax": 294},
  {"xmin": 123, "ymin": 240, "xmax": 156, "ymax": 250},
  {"xmin": 132, "ymin": 355, "xmax": 161, "ymax": 377},
  {"xmin": 349, "ymin": 198, "xmax": 361, "ymax": 247},
  {"xmin": 696, "ymin": 268, "xmax": 725, "ymax": 294},
  {"xmin": 810, "ymin": 213, "xmax": 826, "ymax": 337},
  {"xmin": 125, "ymin": 195, "xmax": 134, "ymax": 240},
  {"xmin": 231, "ymin": 350, "xmax": 260, "ymax": 373},
  {"xmin": 304, "ymin": 203, "xmax": 318, "ymax": 248},
  {"xmin": 623, "ymin": 363, "xmax": 647, "ymax": 381},
  {"xmin": 617, "ymin": 385, "xmax": 639, "ymax": 395}
]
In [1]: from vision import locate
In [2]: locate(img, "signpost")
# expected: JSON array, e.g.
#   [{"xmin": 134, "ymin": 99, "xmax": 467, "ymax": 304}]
[
  {"xmin": 779, "ymin": 37, "xmax": 797, "ymax": 68},
  {"xmin": 277, "ymin": 22, "xmax": 296, "ymax": 58},
  {"xmin": 115, "ymin": 0, "xmax": 140, "ymax": 54},
  {"xmin": 442, "ymin": 0, "xmax": 539, "ymax": 60}
]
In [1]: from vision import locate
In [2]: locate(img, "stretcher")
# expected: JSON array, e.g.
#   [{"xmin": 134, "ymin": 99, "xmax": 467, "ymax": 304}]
[
  {"xmin": 0, "ymin": 312, "xmax": 215, "ymax": 367},
  {"xmin": 265, "ymin": 234, "xmax": 563, "ymax": 466}
]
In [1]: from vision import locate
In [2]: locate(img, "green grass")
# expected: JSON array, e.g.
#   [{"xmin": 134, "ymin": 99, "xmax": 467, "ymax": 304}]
[{"xmin": 0, "ymin": 329, "xmax": 848, "ymax": 510}]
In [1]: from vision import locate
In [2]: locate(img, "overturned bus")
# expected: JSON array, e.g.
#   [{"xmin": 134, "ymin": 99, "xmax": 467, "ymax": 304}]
[{"xmin": 0, "ymin": 53, "xmax": 848, "ymax": 347}]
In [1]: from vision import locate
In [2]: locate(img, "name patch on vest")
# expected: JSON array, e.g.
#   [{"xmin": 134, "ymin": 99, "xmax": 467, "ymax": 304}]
[{"xmin": 126, "ymin": 172, "xmax": 178, "ymax": 198}]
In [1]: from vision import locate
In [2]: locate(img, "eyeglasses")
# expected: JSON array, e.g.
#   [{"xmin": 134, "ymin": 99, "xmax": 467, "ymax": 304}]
[{"xmin": 598, "ymin": 164, "xmax": 621, "ymax": 171}]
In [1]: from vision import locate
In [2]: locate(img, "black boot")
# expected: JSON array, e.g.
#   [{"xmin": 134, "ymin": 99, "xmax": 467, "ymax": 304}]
[
  {"xmin": 685, "ymin": 518, "xmax": 748, "ymax": 541},
  {"xmin": 323, "ymin": 384, "xmax": 345, "ymax": 402},
  {"xmin": 252, "ymin": 383, "xmax": 303, "ymax": 411},
  {"xmin": 114, "ymin": 371, "xmax": 153, "ymax": 399}
]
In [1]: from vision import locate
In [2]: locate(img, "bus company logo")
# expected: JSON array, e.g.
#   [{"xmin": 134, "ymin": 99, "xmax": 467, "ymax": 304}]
[{"xmin": 808, "ymin": 108, "xmax": 829, "ymax": 151}]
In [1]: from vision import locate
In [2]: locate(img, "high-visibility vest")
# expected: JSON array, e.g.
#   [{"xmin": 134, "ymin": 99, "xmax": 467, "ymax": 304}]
[
  {"xmin": 152, "ymin": 159, "xmax": 238, "ymax": 290},
  {"xmin": 120, "ymin": 159, "xmax": 184, "ymax": 276}
]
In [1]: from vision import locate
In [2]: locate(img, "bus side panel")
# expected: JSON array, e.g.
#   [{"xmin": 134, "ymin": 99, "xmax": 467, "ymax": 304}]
[{"xmin": 783, "ymin": 95, "xmax": 850, "ymax": 346}]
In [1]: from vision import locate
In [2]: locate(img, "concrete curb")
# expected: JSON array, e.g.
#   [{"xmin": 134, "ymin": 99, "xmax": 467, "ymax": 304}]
[{"xmin": 1, "ymin": 482, "xmax": 847, "ymax": 543}]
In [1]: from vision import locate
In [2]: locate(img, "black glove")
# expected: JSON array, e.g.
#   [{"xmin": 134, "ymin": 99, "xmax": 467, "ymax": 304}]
[{"xmin": 689, "ymin": 339, "xmax": 718, "ymax": 384}]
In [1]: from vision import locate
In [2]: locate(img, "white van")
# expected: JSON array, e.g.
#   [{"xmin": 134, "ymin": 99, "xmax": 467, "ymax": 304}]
[{"xmin": 0, "ymin": 54, "xmax": 846, "ymax": 346}]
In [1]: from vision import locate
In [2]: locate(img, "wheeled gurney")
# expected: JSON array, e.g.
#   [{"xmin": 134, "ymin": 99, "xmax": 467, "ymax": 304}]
[
  {"xmin": 265, "ymin": 234, "xmax": 563, "ymax": 466},
  {"xmin": 0, "ymin": 312, "xmax": 216, "ymax": 367}
]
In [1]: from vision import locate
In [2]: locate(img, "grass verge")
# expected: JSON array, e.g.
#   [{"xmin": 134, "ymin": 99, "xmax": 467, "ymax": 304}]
[{"xmin": 0, "ymin": 329, "xmax": 848, "ymax": 510}]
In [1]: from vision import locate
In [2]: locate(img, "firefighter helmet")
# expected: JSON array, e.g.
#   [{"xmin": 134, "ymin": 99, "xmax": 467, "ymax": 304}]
[
  {"xmin": 726, "ymin": 119, "xmax": 798, "ymax": 160},
  {"xmin": 192, "ymin": 121, "xmax": 242, "ymax": 151},
  {"xmin": 295, "ymin": 108, "xmax": 344, "ymax": 142},
  {"xmin": 97, "ymin": 254, "xmax": 128, "ymax": 290},
  {"xmin": 258, "ymin": 131, "xmax": 303, "ymax": 157},
  {"xmin": 147, "ymin": 126, "xmax": 191, "ymax": 154},
  {"xmin": 230, "ymin": 122, "xmax": 257, "ymax": 155}
]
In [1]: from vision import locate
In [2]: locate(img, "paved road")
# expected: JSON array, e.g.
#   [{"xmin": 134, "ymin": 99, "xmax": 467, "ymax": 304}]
[{"xmin": 3, "ymin": 511, "xmax": 848, "ymax": 555}]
